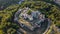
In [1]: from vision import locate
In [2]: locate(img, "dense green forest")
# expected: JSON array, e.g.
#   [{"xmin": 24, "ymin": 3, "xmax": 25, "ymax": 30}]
[
  {"xmin": 0, "ymin": 0, "xmax": 60, "ymax": 34},
  {"xmin": 0, "ymin": 4, "xmax": 20, "ymax": 34}
]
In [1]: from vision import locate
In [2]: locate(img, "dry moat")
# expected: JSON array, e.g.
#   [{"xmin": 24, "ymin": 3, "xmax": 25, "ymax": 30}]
[{"xmin": 14, "ymin": 7, "xmax": 50, "ymax": 34}]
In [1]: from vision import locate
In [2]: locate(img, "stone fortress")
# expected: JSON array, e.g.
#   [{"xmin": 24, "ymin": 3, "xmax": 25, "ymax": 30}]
[
  {"xmin": 14, "ymin": 7, "xmax": 50, "ymax": 34},
  {"xmin": 15, "ymin": 7, "xmax": 45, "ymax": 30}
]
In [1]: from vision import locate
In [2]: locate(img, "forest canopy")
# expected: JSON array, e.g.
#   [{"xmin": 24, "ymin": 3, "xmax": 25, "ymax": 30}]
[{"xmin": 0, "ymin": 0, "xmax": 60, "ymax": 34}]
